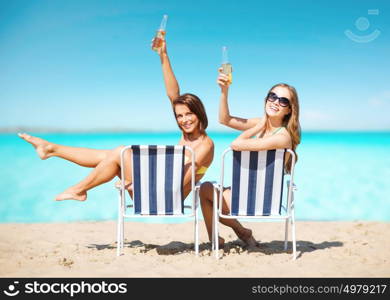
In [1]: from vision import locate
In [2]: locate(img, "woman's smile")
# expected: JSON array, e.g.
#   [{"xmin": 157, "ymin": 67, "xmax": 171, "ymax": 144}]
[{"xmin": 175, "ymin": 104, "xmax": 200, "ymax": 134}]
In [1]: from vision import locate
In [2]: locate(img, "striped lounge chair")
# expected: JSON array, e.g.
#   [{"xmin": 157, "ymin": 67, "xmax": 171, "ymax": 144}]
[
  {"xmin": 116, "ymin": 145, "xmax": 199, "ymax": 256},
  {"xmin": 212, "ymin": 148, "xmax": 297, "ymax": 259}
]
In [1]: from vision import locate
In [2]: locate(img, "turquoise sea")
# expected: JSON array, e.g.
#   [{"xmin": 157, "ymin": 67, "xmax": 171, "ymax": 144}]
[{"xmin": 1, "ymin": 131, "xmax": 389, "ymax": 223}]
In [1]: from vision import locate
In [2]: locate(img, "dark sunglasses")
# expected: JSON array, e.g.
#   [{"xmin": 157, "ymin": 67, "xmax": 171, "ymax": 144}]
[{"xmin": 267, "ymin": 92, "xmax": 290, "ymax": 107}]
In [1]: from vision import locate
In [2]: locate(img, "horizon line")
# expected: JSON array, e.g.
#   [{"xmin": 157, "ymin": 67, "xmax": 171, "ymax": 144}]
[{"xmin": 1, "ymin": 127, "xmax": 389, "ymax": 134}]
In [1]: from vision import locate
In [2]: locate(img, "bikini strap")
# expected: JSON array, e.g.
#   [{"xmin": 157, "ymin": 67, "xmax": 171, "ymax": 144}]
[{"xmin": 272, "ymin": 126, "xmax": 284, "ymax": 135}]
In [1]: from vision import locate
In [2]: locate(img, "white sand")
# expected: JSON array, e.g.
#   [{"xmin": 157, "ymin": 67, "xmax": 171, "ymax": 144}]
[{"xmin": 0, "ymin": 221, "xmax": 389, "ymax": 277}]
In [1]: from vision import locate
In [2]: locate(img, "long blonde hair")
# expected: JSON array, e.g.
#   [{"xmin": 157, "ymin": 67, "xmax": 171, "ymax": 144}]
[{"xmin": 260, "ymin": 83, "xmax": 301, "ymax": 173}]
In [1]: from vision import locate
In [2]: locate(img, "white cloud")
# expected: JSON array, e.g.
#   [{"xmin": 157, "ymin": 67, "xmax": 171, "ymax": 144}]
[{"xmin": 368, "ymin": 91, "xmax": 390, "ymax": 107}]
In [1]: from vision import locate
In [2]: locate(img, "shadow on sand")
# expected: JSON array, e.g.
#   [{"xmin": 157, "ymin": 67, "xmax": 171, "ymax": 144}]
[{"xmin": 87, "ymin": 239, "xmax": 343, "ymax": 258}]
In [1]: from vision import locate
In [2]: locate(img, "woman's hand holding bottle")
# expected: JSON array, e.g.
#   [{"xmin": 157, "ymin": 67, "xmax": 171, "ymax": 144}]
[{"xmin": 217, "ymin": 67, "xmax": 231, "ymax": 91}]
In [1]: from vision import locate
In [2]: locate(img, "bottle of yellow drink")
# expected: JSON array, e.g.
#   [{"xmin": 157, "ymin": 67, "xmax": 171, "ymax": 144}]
[
  {"xmin": 152, "ymin": 15, "xmax": 168, "ymax": 51},
  {"xmin": 221, "ymin": 46, "xmax": 232, "ymax": 84}
]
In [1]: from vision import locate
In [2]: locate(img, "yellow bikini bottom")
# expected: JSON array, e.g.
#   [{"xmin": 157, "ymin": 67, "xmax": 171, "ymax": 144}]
[{"xmin": 196, "ymin": 166, "xmax": 208, "ymax": 175}]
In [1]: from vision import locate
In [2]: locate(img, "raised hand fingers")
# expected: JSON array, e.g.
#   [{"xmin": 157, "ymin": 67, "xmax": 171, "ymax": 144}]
[
  {"xmin": 218, "ymin": 72, "xmax": 229, "ymax": 81},
  {"xmin": 217, "ymin": 72, "xmax": 230, "ymax": 86},
  {"xmin": 151, "ymin": 36, "xmax": 167, "ymax": 55}
]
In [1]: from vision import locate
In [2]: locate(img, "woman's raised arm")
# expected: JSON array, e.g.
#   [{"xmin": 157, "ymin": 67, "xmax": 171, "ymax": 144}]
[
  {"xmin": 217, "ymin": 69, "xmax": 261, "ymax": 131},
  {"xmin": 155, "ymin": 38, "xmax": 180, "ymax": 104}
]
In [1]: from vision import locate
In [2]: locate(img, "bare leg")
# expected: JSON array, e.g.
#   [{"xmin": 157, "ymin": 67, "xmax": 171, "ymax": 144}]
[
  {"xmin": 18, "ymin": 133, "xmax": 110, "ymax": 168},
  {"xmin": 55, "ymin": 146, "xmax": 132, "ymax": 201},
  {"xmin": 199, "ymin": 182, "xmax": 225, "ymax": 247},
  {"xmin": 200, "ymin": 182, "xmax": 258, "ymax": 247}
]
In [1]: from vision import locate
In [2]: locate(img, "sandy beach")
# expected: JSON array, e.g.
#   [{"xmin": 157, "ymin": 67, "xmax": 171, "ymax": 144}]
[{"xmin": 0, "ymin": 221, "xmax": 389, "ymax": 277}]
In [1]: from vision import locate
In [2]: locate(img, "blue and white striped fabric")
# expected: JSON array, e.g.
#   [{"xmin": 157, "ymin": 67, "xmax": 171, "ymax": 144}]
[
  {"xmin": 230, "ymin": 149, "xmax": 286, "ymax": 216},
  {"xmin": 131, "ymin": 145, "xmax": 185, "ymax": 215}
]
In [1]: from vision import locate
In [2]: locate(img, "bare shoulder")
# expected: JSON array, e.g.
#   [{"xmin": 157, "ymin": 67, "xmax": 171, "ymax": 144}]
[
  {"xmin": 203, "ymin": 135, "xmax": 214, "ymax": 149},
  {"xmin": 197, "ymin": 135, "xmax": 214, "ymax": 164}
]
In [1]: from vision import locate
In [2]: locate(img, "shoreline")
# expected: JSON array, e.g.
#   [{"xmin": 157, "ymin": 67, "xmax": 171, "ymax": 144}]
[{"xmin": 0, "ymin": 220, "xmax": 389, "ymax": 277}]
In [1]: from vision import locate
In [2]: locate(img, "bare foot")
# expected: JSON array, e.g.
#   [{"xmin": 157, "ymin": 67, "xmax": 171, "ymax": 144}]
[
  {"xmin": 234, "ymin": 228, "xmax": 259, "ymax": 247},
  {"xmin": 18, "ymin": 133, "xmax": 53, "ymax": 160},
  {"xmin": 209, "ymin": 236, "xmax": 225, "ymax": 249},
  {"xmin": 115, "ymin": 180, "xmax": 134, "ymax": 199},
  {"xmin": 115, "ymin": 180, "xmax": 132, "ymax": 190},
  {"xmin": 55, "ymin": 188, "xmax": 87, "ymax": 201}
]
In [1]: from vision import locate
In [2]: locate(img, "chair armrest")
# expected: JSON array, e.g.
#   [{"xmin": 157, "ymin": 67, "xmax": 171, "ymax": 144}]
[
  {"xmin": 210, "ymin": 181, "xmax": 222, "ymax": 191},
  {"xmin": 193, "ymin": 182, "xmax": 202, "ymax": 209},
  {"xmin": 210, "ymin": 181, "xmax": 222, "ymax": 208},
  {"xmin": 286, "ymin": 180, "xmax": 297, "ymax": 192}
]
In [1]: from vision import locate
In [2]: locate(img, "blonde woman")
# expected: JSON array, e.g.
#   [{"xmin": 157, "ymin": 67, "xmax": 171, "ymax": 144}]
[{"xmin": 199, "ymin": 70, "xmax": 301, "ymax": 247}]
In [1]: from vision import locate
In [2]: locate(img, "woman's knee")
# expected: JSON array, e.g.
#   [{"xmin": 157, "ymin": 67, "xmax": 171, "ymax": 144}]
[
  {"xmin": 200, "ymin": 181, "xmax": 214, "ymax": 201},
  {"xmin": 111, "ymin": 145, "xmax": 125, "ymax": 153},
  {"xmin": 109, "ymin": 145, "xmax": 126, "ymax": 160}
]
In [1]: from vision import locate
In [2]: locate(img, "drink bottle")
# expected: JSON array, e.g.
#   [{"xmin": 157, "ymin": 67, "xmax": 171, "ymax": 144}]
[
  {"xmin": 221, "ymin": 46, "xmax": 232, "ymax": 84},
  {"xmin": 152, "ymin": 15, "xmax": 168, "ymax": 51}
]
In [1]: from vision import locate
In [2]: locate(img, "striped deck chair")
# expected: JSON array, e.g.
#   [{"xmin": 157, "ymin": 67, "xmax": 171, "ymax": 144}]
[
  {"xmin": 212, "ymin": 148, "xmax": 297, "ymax": 259},
  {"xmin": 116, "ymin": 145, "xmax": 199, "ymax": 256}
]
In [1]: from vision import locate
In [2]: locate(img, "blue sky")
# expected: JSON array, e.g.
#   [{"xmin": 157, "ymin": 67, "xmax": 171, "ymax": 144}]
[{"xmin": 1, "ymin": 0, "xmax": 389, "ymax": 131}]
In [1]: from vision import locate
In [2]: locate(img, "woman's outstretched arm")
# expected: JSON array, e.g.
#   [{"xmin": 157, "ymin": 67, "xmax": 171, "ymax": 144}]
[
  {"xmin": 155, "ymin": 38, "xmax": 180, "ymax": 104},
  {"xmin": 217, "ymin": 69, "xmax": 261, "ymax": 131}
]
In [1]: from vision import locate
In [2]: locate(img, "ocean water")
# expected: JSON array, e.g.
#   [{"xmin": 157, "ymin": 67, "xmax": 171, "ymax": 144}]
[{"xmin": 0, "ymin": 131, "xmax": 389, "ymax": 223}]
